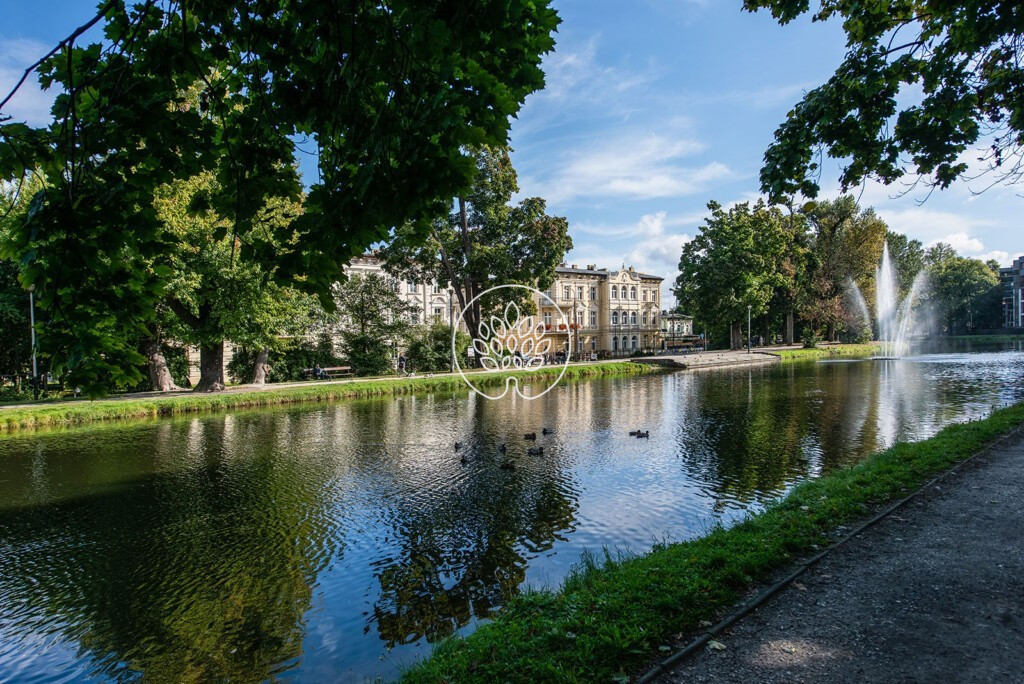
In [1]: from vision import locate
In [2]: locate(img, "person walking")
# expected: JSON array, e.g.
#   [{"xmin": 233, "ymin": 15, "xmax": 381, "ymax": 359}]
[{"xmin": 398, "ymin": 353, "xmax": 407, "ymax": 375}]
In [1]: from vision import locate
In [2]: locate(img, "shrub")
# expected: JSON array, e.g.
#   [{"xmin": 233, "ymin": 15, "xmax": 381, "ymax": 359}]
[{"xmin": 405, "ymin": 323, "xmax": 470, "ymax": 372}]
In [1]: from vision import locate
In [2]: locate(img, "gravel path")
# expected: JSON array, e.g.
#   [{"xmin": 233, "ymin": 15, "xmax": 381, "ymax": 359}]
[{"xmin": 659, "ymin": 429, "xmax": 1024, "ymax": 684}]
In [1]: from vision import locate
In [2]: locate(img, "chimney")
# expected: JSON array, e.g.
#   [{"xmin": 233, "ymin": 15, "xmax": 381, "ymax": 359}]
[
  {"xmin": 587, "ymin": 264, "xmax": 596, "ymax": 270},
  {"xmin": 571, "ymin": 264, "xmax": 578, "ymax": 269}
]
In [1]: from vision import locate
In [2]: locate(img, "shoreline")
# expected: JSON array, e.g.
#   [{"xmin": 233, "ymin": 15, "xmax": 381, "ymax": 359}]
[
  {"xmin": 401, "ymin": 401, "xmax": 1024, "ymax": 683},
  {"xmin": 0, "ymin": 362, "xmax": 660, "ymax": 434}
]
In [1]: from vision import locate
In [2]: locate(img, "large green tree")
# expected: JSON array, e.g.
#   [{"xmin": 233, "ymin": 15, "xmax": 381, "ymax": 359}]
[
  {"xmin": 0, "ymin": 1, "xmax": 559, "ymax": 389},
  {"xmin": 925, "ymin": 243, "xmax": 1000, "ymax": 334},
  {"xmin": 334, "ymin": 273, "xmax": 417, "ymax": 376},
  {"xmin": 380, "ymin": 146, "xmax": 572, "ymax": 344},
  {"xmin": 746, "ymin": 0, "xmax": 1024, "ymax": 200},
  {"xmin": 799, "ymin": 197, "xmax": 887, "ymax": 341},
  {"xmin": 675, "ymin": 200, "xmax": 790, "ymax": 349}
]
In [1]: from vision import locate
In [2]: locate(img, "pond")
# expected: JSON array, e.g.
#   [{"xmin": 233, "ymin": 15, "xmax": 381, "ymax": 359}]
[{"xmin": 1, "ymin": 343, "xmax": 1022, "ymax": 682}]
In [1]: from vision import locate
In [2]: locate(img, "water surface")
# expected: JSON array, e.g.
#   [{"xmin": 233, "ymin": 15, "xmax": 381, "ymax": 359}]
[{"xmin": 1, "ymin": 345, "xmax": 1022, "ymax": 681}]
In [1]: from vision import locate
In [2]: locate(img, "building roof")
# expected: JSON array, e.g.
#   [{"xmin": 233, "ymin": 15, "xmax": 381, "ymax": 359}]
[{"xmin": 554, "ymin": 264, "xmax": 664, "ymax": 281}]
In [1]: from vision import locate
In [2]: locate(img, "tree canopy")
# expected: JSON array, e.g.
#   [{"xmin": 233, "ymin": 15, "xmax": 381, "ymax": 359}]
[
  {"xmin": 745, "ymin": 1, "xmax": 1024, "ymax": 200},
  {"xmin": 0, "ymin": 0, "xmax": 560, "ymax": 386},
  {"xmin": 380, "ymin": 146, "xmax": 572, "ymax": 345}
]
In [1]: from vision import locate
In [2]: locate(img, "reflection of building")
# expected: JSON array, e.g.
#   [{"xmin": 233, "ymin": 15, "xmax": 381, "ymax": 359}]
[
  {"xmin": 345, "ymin": 254, "xmax": 457, "ymax": 325},
  {"xmin": 1001, "ymin": 256, "xmax": 1024, "ymax": 329},
  {"xmin": 534, "ymin": 263, "xmax": 664, "ymax": 357},
  {"xmin": 660, "ymin": 310, "xmax": 697, "ymax": 352}
]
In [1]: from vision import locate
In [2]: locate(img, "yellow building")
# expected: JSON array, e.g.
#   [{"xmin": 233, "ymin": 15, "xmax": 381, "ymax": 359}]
[{"xmin": 534, "ymin": 263, "xmax": 664, "ymax": 358}]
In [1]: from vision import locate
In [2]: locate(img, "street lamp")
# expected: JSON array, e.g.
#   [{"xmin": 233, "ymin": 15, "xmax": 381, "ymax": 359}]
[
  {"xmin": 29, "ymin": 284, "xmax": 38, "ymax": 398},
  {"xmin": 747, "ymin": 304, "xmax": 752, "ymax": 354},
  {"xmin": 448, "ymin": 286, "xmax": 456, "ymax": 373}
]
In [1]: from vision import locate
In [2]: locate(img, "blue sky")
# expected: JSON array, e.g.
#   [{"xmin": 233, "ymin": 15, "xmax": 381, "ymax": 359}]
[{"xmin": 2, "ymin": 1, "xmax": 1021, "ymax": 305}]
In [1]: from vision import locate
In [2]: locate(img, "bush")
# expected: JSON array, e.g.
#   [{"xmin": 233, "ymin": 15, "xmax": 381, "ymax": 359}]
[
  {"xmin": 405, "ymin": 323, "xmax": 470, "ymax": 372},
  {"xmin": 801, "ymin": 327, "xmax": 822, "ymax": 348},
  {"xmin": 340, "ymin": 331, "xmax": 393, "ymax": 376}
]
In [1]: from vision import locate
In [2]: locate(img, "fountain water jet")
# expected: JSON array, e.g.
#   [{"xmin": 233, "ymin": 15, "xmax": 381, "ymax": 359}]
[{"xmin": 874, "ymin": 241, "xmax": 928, "ymax": 359}]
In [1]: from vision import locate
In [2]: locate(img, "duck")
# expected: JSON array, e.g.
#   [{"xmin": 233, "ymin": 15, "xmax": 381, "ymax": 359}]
[
  {"xmin": 499, "ymin": 444, "xmax": 508, "ymax": 455},
  {"xmin": 527, "ymin": 447, "xmax": 544, "ymax": 456},
  {"xmin": 499, "ymin": 460, "xmax": 516, "ymax": 470},
  {"xmin": 524, "ymin": 432, "xmax": 537, "ymax": 441},
  {"xmin": 454, "ymin": 441, "xmax": 463, "ymax": 450},
  {"xmin": 635, "ymin": 430, "xmax": 649, "ymax": 439},
  {"xmin": 541, "ymin": 427, "xmax": 554, "ymax": 435},
  {"xmin": 460, "ymin": 455, "xmax": 469, "ymax": 465},
  {"xmin": 628, "ymin": 430, "xmax": 639, "ymax": 436}
]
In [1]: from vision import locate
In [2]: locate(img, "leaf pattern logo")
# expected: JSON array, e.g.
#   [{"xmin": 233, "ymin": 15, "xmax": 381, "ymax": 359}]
[{"xmin": 453, "ymin": 284, "xmax": 572, "ymax": 400}]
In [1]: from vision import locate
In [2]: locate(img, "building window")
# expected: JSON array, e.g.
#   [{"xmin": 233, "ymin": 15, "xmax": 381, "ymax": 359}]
[
  {"xmin": 642, "ymin": 311, "xmax": 648, "ymax": 325},
  {"xmin": 631, "ymin": 335, "xmax": 638, "ymax": 350},
  {"xmin": 630, "ymin": 311, "xmax": 637, "ymax": 326},
  {"xmin": 612, "ymin": 311, "xmax": 619, "ymax": 325},
  {"xmin": 590, "ymin": 286, "xmax": 596, "ymax": 300},
  {"xmin": 433, "ymin": 307, "xmax": 444, "ymax": 321},
  {"xmin": 642, "ymin": 290, "xmax": 648, "ymax": 301},
  {"xmin": 643, "ymin": 335, "xmax": 648, "ymax": 348},
  {"xmin": 590, "ymin": 311, "xmax": 597, "ymax": 327},
  {"xmin": 577, "ymin": 286, "xmax": 584, "ymax": 300},
  {"xmin": 611, "ymin": 285, "xmax": 618, "ymax": 299},
  {"xmin": 652, "ymin": 315, "xmax": 657, "ymax": 327},
  {"xmin": 630, "ymin": 286, "xmax": 637, "ymax": 300},
  {"xmin": 622, "ymin": 335, "xmax": 629, "ymax": 351},
  {"xmin": 653, "ymin": 290, "xmax": 658, "ymax": 303},
  {"xmin": 407, "ymin": 281, "xmax": 418, "ymax": 293},
  {"xmin": 432, "ymin": 284, "xmax": 441, "ymax": 294},
  {"xmin": 591, "ymin": 339, "xmax": 597, "ymax": 351},
  {"xmin": 544, "ymin": 311, "xmax": 552, "ymax": 326},
  {"xmin": 613, "ymin": 337, "xmax": 619, "ymax": 351}
]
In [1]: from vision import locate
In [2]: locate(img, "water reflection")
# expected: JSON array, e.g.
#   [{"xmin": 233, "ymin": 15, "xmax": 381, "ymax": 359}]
[{"xmin": 1, "ymin": 345, "xmax": 1022, "ymax": 682}]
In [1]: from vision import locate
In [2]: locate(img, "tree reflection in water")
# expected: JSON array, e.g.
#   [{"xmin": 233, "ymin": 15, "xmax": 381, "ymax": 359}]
[{"xmin": 1, "ymin": 345, "xmax": 1022, "ymax": 681}]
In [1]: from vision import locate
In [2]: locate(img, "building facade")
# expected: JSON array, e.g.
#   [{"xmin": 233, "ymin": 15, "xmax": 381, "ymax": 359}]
[
  {"xmin": 534, "ymin": 264, "xmax": 664, "ymax": 357},
  {"xmin": 660, "ymin": 311, "xmax": 697, "ymax": 351},
  {"xmin": 344, "ymin": 254, "xmax": 458, "ymax": 325},
  {"xmin": 1001, "ymin": 256, "xmax": 1024, "ymax": 329}
]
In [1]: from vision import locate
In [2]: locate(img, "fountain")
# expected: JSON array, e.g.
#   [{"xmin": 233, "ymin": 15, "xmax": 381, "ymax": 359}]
[
  {"xmin": 873, "ymin": 241, "xmax": 928, "ymax": 359},
  {"xmin": 846, "ymin": 241, "xmax": 928, "ymax": 359}
]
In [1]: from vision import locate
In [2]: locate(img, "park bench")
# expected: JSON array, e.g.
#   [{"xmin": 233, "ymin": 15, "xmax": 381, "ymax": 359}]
[{"xmin": 303, "ymin": 366, "xmax": 353, "ymax": 380}]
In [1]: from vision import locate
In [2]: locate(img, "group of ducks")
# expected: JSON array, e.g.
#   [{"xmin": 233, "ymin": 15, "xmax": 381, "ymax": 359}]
[
  {"xmin": 455, "ymin": 428, "xmax": 554, "ymax": 469},
  {"xmin": 455, "ymin": 426, "xmax": 651, "ymax": 470}
]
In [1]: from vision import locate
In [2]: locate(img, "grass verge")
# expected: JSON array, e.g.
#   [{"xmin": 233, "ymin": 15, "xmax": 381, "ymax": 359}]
[
  {"xmin": 0, "ymin": 362, "xmax": 658, "ymax": 434},
  {"xmin": 402, "ymin": 401, "xmax": 1024, "ymax": 683},
  {"xmin": 770, "ymin": 343, "xmax": 882, "ymax": 361}
]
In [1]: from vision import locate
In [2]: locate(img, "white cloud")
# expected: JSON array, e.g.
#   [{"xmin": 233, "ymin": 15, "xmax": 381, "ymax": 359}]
[
  {"xmin": 0, "ymin": 38, "xmax": 56, "ymax": 126},
  {"xmin": 537, "ymin": 124, "xmax": 734, "ymax": 204},
  {"xmin": 978, "ymin": 250, "xmax": 1012, "ymax": 266}
]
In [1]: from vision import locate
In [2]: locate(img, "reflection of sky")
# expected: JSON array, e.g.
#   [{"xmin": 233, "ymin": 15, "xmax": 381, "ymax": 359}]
[{"xmin": 1, "ymin": 345, "xmax": 1023, "ymax": 682}]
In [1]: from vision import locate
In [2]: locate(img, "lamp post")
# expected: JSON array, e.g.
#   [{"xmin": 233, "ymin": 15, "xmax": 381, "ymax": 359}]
[
  {"xmin": 29, "ymin": 285, "xmax": 38, "ymax": 399},
  {"xmin": 448, "ymin": 286, "xmax": 456, "ymax": 373},
  {"xmin": 747, "ymin": 304, "xmax": 752, "ymax": 354}
]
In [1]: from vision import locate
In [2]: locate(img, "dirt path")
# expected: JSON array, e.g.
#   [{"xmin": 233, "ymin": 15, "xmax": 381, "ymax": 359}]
[{"xmin": 658, "ymin": 429, "xmax": 1024, "ymax": 684}]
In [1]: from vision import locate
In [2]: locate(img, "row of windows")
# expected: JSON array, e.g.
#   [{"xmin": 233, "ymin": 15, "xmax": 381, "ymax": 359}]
[
  {"xmin": 554, "ymin": 284, "xmax": 660, "ymax": 302},
  {"xmin": 611, "ymin": 311, "xmax": 657, "ymax": 326}
]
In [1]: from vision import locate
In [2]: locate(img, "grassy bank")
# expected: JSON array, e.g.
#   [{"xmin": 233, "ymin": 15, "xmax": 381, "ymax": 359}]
[
  {"xmin": 0, "ymin": 362, "xmax": 657, "ymax": 433},
  {"xmin": 770, "ymin": 343, "xmax": 882, "ymax": 361},
  {"xmin": 403, "ymin": 402, "xmax": 1024, "ymax": 683}
]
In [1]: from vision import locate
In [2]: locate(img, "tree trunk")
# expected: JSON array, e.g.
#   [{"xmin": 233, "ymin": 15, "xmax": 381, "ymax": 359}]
[
  {"xmin": 143, "ymin": 338, "xmax": 178, "ymax": 392},
  {"xmin": 730, "ymin": 323, "xmax": 743, "ymax": 350},
  {"xmin": 785, "ymin": 310, "xmax": 795, "ymax": 345},
  {"xmin": 194, "ymin": 342, "xmax": 225, "ymax": 392},
  {"xmin": 250, "ymin": 348, "xmax": 271, "ymax": 385},
  {"xmin": 762, "ymin": 315, "xmax": 770, "ymax": 346},
  {"xmin": 826, "ymin": 321, "xmax": 836, "ymax": 342}
]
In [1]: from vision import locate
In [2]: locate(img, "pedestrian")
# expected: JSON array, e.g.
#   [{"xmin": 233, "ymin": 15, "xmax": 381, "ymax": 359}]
[
  {"xmin": 313, "ymin": 363, "xmax": 322, "ymax": 380},
  {"xmin": 398, "ymin": 353, "xmax": 407, "ymax": 375}
]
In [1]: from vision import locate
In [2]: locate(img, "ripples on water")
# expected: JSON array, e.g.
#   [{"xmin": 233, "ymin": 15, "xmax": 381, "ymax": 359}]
[{"xmin": 1, "ymin": 344, "xmax": 1022, "ymax": 681}]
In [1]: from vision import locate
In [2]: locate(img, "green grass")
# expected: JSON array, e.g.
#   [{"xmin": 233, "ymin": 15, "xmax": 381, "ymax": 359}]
[
  {"xmin": 770, "ymin": 343, "xmax": 882, "ymax": 361},
  {"xmin": 402, "ymin": 401, "xmax": 1024, "ymax": 683},
  {"xmin": 0, "ymin": 362, "xmax": 658, "ymax": 433}
]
